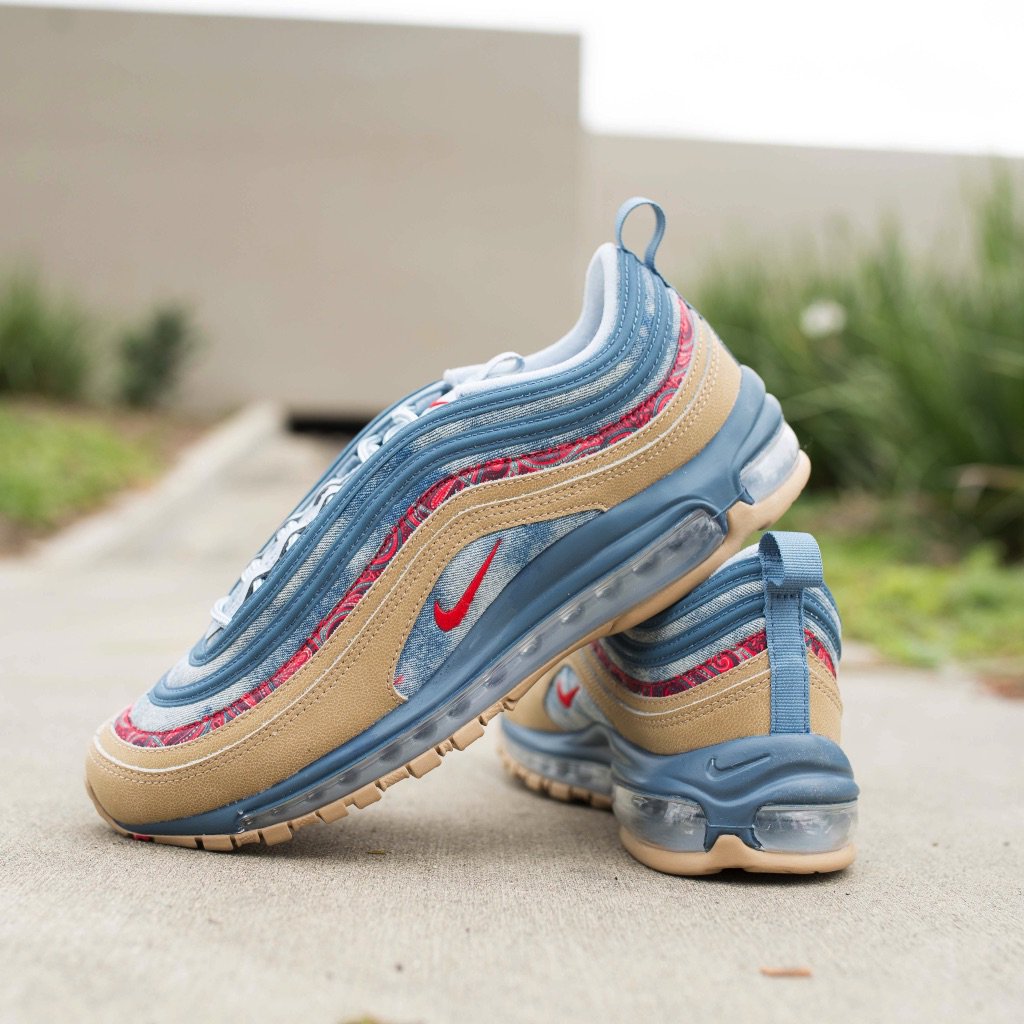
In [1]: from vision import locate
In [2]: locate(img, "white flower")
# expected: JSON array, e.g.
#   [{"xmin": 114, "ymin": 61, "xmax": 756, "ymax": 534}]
[{"xmin": 800, "ymin": 299, "xmax": 847, "ymax": 339}]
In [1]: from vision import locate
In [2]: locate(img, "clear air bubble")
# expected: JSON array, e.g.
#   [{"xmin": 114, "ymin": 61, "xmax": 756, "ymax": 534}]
[
  {"xmin": 753, "ymin": 801, "xmax": 857, "ymax": 853},
  {"xmin": 612, "ymin": 786, "xmax": 707, "ymax": 852},
  {"xmin": 614, "ymin": 785, "xmax": 858, "ymax": 856},
  {"xmin": 739, "ymin": 422, "xmax": 800, "ymax": 502},
  {"xmin": 502, "ymin": 731, "xmax": 612, "ymax": 796}
]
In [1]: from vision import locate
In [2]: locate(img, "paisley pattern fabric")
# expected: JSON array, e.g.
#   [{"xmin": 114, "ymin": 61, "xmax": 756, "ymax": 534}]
[
  {"xmin": 114, "ymin": 299, "xmax": 695, "ymax": 748},
  {"xmin": 805, "ymin": 631, "xmax": 836, "ymax": 676},
  {"xmin": 592, "ymin": 627, "xmax": 835, "ymax": 700}
]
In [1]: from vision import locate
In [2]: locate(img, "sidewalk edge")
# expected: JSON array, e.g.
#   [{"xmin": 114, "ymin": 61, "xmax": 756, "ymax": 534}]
[{"xmin": 33, "ymin": 402, "xmax": 283, "ymax": 569}]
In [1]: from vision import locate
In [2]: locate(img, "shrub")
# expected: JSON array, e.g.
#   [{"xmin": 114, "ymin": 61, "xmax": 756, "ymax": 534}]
[
  {"xmin": 0, "ymin": 274, "xmax": 91, "ymax": 400},
  {"xmin": 693, "ymin": 170, "xmax": 1024, "ymax": 558},
  {"xmin": 118, "ymin": 306, "xmax": 196, "ymax": 408}
]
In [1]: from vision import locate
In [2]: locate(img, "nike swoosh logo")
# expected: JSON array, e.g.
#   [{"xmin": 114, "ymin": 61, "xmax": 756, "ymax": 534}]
[
  {"xmin": 555, "ymin": 681, "xmax": 580, "ymax": 708},
  {"xmin": 707, "ymin": 753, "xmax": 771, "ymax": 777},
  {"xmin": 433, "ymin": 538, "xmax": 502, "ymax": 632}
]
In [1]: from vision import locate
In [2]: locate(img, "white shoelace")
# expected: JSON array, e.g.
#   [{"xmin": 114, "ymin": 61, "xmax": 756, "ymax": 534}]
[{"xmin": 209, "ymin": 351, "xmax": 525, "ymax": 629}]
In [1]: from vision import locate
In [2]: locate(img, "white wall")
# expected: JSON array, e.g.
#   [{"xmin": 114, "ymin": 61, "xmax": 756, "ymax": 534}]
[
  {"xmin": 0, "ymin": 5, "xmax": 582, "ymax": 414},
  {"xmin": 2, "ymin": 5, "xmax": 1020, "ymax": 415}
]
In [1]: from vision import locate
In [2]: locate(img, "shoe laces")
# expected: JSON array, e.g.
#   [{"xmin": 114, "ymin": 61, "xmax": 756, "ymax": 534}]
[{"xmin": 209, "ymin": 351, "xmax": 524, "ymax": 629}]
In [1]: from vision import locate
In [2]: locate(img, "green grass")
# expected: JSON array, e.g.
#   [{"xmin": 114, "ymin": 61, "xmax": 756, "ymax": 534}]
[
  {"xmin": 775, "ymin": 494, "xmax": 1024, "ymax": 669},
  {"xmin": 0, "ymin": 402, "xmax": 158, "ymax": 531},
  {"xmin": 694, "ymin": 169, "xmax": 1024, "ymax": 558}
]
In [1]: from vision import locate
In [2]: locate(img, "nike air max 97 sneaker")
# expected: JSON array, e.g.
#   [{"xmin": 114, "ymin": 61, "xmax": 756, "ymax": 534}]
[
  {"xmin": 86, "ymin": 199, "xmax": 809, "ymax": 849},
  {"xmin": 500, "ymin": 531, "xmax": 858, "ymax": 875}
]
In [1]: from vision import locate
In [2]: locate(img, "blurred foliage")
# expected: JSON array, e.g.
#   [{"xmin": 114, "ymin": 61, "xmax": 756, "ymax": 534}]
[
  {"xmin": 0, "ymin": 274, "xmax": 197, "ymax": 409},
  {"xmin": 118, "ymin": 306, "xmax": 197, "ymax": 408},
  {"xmin": 695, "ymin": 170, "xmax": 1024, "ymax": 558},
  {"xmin": 776, "ymin": 494, "xmax": 1024, "ymax": 669},
  {"xmin": 0, "ymin": 403, "xmax": 157, "ymax": 529},
  {"xmin": 0, "ymin": 278, "xmax": 195, "ymax": 547},
  {"xmin": 0, "ymin": 274, "xmax": 91, "ymax": 400}
]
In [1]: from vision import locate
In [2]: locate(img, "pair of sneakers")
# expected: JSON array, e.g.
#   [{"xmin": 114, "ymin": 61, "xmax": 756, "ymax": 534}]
[{"xmin": 86, "ymin": 198, "xmax": 858, "ymax": 874}]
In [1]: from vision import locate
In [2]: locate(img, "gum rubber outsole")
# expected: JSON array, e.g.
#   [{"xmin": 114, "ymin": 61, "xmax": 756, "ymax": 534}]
[
  {"xmin": 620, "ymin": 830, "xmax": 856, "ymax": 876},
  {"xmin": 498, "ymin": 742, "xmax": 612, "ymax": 809},
  {"xmin": 87, "ymin": 453, "xmax": 810, "ymax": 852}
]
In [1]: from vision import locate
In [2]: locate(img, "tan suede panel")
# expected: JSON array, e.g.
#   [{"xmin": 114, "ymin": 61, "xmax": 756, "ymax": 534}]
[
  {"xmin": 88, "ymin": 321, "xmax": 742, "ymax": 823},
  {"xmin": 504, "ymin": 665, "xmax": 562, "ymax": 733},
  {"xmin": 582, "ymin": 649, "xmax": 772, "ymax": 755},
  {"xmin": 579, "ymin": 647, "xmax": 844, "ymax": 755},
  {"xmin": 809, "ymin": 653, "xmax": 843, "ymax": 742}
]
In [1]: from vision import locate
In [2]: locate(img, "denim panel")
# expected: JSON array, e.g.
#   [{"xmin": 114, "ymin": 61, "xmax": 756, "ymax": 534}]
[
  {"xmin": 623, "ymin": 580, "xmax": 764, "ymax": 645},
  {"xmin": 395, "ymin": 513, "xmax": 597, "ymax": 698},
  {"xmin": 597, "ymin": 618, "xmax": 770, "ymax": 684},
  {"xmin": 129, "ymin": 513, "xmax": 596, "ymax": 731},
  {"xmin": 597, "ymin": 547, "xmax": 843, "ymax": 686}
]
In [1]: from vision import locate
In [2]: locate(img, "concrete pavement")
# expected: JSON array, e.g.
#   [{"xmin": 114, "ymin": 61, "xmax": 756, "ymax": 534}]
[{"xmin": 1, "ymin": 428, "xmax": 1022, "ymax": 1024}]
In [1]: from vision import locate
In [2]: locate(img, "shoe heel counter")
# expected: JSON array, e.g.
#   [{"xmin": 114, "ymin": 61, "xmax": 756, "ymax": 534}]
[{"xmin": 758, "ymin": 531, "xmax": 843, "ymax": 740}]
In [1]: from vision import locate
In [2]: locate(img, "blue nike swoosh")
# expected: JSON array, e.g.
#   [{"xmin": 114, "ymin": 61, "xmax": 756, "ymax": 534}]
[{"xmin": 706, "ymin": 753, "xmax": 771, "ymax": 777}]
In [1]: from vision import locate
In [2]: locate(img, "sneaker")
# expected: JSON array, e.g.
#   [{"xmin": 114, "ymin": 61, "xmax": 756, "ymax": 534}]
[
  {"xmin": 86, "ymin": 198, "xmax": 809, "ymax": 849},
  {"xmin": 500, "ymin": 531, "xmax": 858, "ymax": 875}
]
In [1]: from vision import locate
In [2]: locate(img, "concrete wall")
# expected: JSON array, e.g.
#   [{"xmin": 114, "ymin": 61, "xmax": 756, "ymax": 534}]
[
  {"xmin": 0, "ymin": 5, "xmax": 582, "ymax": 415},
  {"xmin": 2, "ymin": 6, "xmax": 1021, "ymax": 415}
]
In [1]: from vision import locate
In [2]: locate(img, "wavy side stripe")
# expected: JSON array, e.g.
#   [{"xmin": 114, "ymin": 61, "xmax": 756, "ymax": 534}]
[{"xmin": 593, "ymin": 627, "xmax": 836, "ymax": 700}]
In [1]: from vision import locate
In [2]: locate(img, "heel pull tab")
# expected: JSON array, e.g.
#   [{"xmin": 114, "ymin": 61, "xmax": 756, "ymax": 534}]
[
  {"xmin": 758, "ymin": 532, "xmax": 823, "ymax": 735},
  {"xmin": 615, "ymin": 197, "xmax": 667, "ymax": 280}
]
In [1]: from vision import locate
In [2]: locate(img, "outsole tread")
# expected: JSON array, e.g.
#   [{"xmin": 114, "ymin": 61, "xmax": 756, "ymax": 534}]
[
  {"xmin": 498, "ymin": 744, "xmax": 612, "ymax": 810},
  {"xmin": 619, "ymin": 829, "xmax": 856, "ymax": 876}
]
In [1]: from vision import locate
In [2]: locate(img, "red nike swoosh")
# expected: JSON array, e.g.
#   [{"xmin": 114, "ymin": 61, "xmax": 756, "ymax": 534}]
[
  {"xmin": 433, "ymin": 538, "xmax": 502, "ymax": 632},
  {"xmin": 555, "ymin": 680, "xmax": 580, "ymax": 708}
]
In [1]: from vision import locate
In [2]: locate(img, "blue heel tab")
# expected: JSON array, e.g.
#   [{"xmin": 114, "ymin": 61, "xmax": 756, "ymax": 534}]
[
  {"xmin": 758, "ymin": 532, "xmax": 823, "ymax": 593},
  {"xmin": 615, "ymin": 197, "xmax": 667, "ymax": 278},
  {"xmin": 758, "ymin": 532, "xmax": 824, "ymax": 735}
]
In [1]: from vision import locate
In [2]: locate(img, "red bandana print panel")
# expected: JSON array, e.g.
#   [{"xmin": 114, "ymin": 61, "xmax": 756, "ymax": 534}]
[
  {"xmin": 115, "ymin": 300, "xmax": 695, "ymax": 747},
  {"xmin": 593, "ymin": 627, "xmax": 836, "ymax": 699}
]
